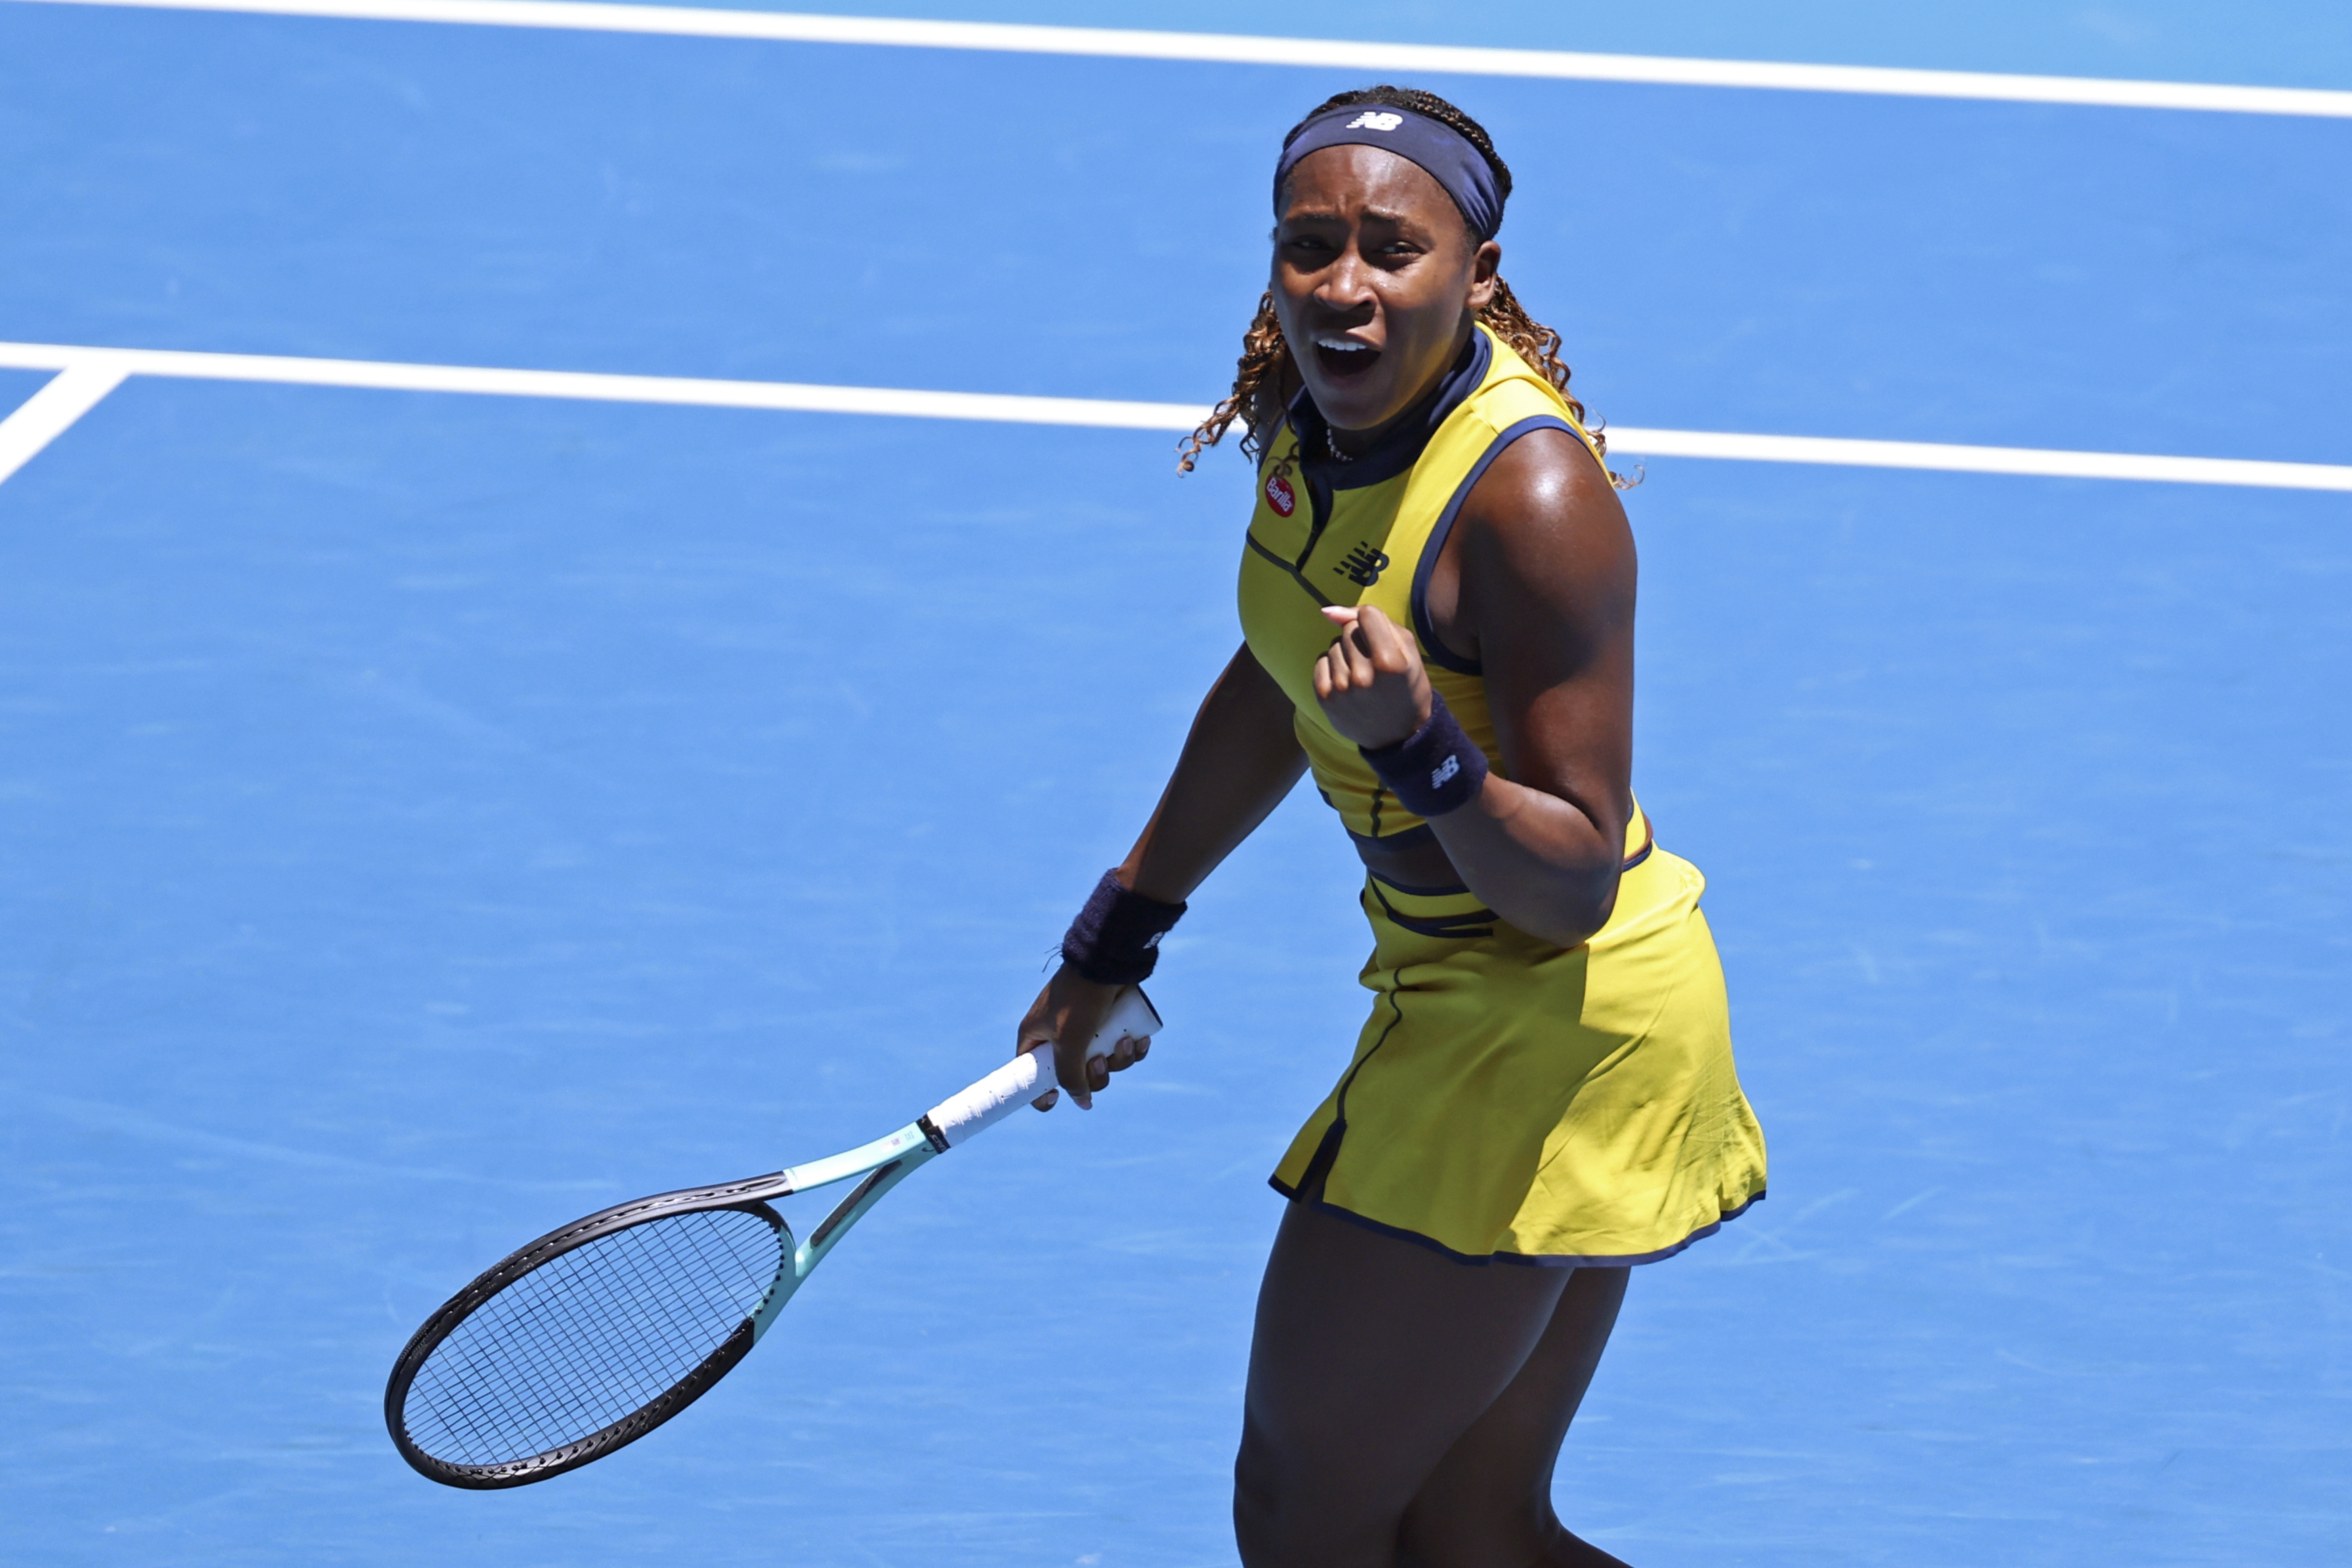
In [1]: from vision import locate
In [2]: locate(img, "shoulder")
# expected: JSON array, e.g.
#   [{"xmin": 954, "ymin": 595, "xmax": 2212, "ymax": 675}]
[{"xmin": 1455, "ymin": 423, "xmax": 1632, "ymax": 607}]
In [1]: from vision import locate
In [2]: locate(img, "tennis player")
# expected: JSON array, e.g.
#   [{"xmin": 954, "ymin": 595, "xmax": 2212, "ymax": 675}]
[{"xmin": 1017, "ymin": 85, "xmax": 1768, "ymax": 1567}]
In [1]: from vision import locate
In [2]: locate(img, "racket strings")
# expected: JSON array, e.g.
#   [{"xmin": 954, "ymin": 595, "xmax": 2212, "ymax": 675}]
[
  {"xmin": 411, "ymin": 1210, "xmax": 779, "ymax": 1464},
  {"xmin": 403, "ymin": 1207, "xmax": 786, "ymax": 1468},
  {"xmin": 443, "ymin": 1211, "xmax": 778, "ymax": 1452}
]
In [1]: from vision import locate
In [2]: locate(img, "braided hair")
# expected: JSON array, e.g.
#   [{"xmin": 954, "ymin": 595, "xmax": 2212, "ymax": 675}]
[{"xmin": 1178, "ymin": 85, "xmax": 1618, "ymax": 485}]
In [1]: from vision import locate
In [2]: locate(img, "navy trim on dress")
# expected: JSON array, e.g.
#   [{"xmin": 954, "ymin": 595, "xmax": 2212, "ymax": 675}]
[
  {"xmin": 1349, "ymin": 820, "xmax": 1652, "ymax": 877},
  {"xmin": 1407, "ymin": 413, "xmax": 1578, "ymax": 677},
  {"xmin": 1366, "ymin": 879, "xmax": 1496, "ymax": 940},
  {"xmin": 1334, "ymin": 986, "xmax": 1407, "ymax": 1124},
  {"xmin": 1346, "ymin": 820, "xmax": 1438, "ymax": 854},
  {"xmin": 1366, "ymin": 868, "xmax": 1472, "ymax": 898},
  {"xmin": 1263, "ymin": 1187, "xmax": 1768, "ymax": 1268},
  {"xmin": 1276, "ymin": 1118, "xmax": 1349, "ymax": 1205},
  {"xmin": 1244, "ymin": 528, "xmax": 1336, "ymax": 607},
  {"xmin": 1289, "ymin": 330, "xmax": 1490, "ymax": 493},
  {"xmin": 1267, "ymin": 987, "xmax": 1416, "ymax": 1205}
]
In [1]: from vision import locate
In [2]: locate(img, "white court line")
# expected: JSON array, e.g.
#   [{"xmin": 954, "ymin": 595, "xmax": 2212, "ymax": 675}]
[
  {"xmin": 0, "ymin": 363, "xmax": 130, "ymax": 486},
  {"xmin": 10, "ymin": 0, "xmax": 2352, "ymax": 120},
  {"xmin": 0, "ymin": 340, "xmax": 2348, "ymax": 493},
  {"xmin": 0, "ymin": 342, "xmax": 1194, "ymax": 428},
  {"xmin": 1608, "ymin": 426, "xmax": 2352, "ymax": 491}
]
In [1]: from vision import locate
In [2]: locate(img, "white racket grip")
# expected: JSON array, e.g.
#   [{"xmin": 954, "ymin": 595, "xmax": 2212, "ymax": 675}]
[{"xmin": 922, "ymin": 986, "xmax": 1163, "ymax": 1148}]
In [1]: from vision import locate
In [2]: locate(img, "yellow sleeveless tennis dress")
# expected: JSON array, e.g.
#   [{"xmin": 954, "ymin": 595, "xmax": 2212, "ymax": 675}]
[{"xmin": 1241, "ymin": 323, "xmax": 1768, "ymax": 1265}]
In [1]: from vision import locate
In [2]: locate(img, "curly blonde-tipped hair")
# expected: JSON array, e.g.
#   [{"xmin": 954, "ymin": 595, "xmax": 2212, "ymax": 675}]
[{"xmin": 1178, "ymin": 85, "xmax": 1622, "ymax": 487}]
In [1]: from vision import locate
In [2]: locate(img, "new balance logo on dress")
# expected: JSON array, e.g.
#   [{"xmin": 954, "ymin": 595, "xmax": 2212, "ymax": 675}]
[{"xmin": 1333, "ymin": 543, "xmax": 1390, "ymax": 586}]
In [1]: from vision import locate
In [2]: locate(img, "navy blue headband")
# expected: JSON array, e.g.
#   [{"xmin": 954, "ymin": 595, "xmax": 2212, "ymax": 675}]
[{"xmin": 1273, "ymin": 104, "xmax": 1504, "ymax": 242}]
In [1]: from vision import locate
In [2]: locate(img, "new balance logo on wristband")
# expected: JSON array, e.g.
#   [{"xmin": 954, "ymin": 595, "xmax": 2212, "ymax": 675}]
[
  {"xmin": 1333, "ymin": 543, "xmax": 1390, "ymax": 586},
  {"xmin": 1361, "ymin": 691, "xmax": 1489, "ymax": 819}
]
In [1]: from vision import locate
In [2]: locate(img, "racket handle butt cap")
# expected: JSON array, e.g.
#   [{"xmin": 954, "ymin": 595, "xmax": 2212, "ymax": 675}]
[{"xmin": 923, "ymin": 987, "xmax": 1162, "ymax": 1148}]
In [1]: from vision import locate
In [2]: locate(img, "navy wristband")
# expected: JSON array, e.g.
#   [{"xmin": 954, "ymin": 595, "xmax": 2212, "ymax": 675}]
[
  {"xmin": 1360, "ymin": 692, "xmax": 1490, "ymax": 818},
  {"xmin": 1060, "ymin": 870, "xmax": 1186, "ymax": 984}
]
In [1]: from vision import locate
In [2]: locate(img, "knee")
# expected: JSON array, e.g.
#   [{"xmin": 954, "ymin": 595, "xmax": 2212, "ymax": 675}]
[{"xmin": 1233, "ymin": 1420, "xmax": 1394, "ymax": 1568}]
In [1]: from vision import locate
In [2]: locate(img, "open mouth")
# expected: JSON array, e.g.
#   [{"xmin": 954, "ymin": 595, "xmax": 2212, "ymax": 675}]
[{"xmin": 1313, "ymin": 335, "xmax": 1381, "ymax": 381}]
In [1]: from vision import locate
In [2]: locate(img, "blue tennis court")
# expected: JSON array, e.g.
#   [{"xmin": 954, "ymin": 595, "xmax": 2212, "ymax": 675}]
[{"xmin": 3, "ymin": 3, "xmax": 2348, "ymax": 1563}]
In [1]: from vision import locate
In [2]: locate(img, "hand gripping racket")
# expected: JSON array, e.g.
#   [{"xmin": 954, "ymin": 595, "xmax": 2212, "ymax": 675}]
[{"xmin": 384, "ymin": 987, "xmax": 1161, "ymax": 1489}]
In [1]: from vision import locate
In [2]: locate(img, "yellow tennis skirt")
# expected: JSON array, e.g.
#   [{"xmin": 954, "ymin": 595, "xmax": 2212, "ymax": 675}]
[{"xmin": 1271, "ymin": 837, "xmax": 1768, "ymax": 1266}]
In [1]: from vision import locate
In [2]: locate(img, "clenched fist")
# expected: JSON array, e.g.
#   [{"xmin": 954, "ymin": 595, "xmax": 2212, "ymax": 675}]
[{"xmin": 1313, "ymin": 604, "xmax": 1432, "ymax": 750}]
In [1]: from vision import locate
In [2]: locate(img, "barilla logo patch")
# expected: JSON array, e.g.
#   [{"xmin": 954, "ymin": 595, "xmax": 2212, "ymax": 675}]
[
  {"xmin": 1347, "ymin": 111, "xmax": 1406, "ymax": 132},
  {"xmin": 1264, "ymin": 472, "xmax": 1297, "ymax": 516}
]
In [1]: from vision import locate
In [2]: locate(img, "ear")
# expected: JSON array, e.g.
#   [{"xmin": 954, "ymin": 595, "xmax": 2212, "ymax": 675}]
[{"xmin": 1467, "ymin": 239, "xmax": 1502, "ymax": 310}]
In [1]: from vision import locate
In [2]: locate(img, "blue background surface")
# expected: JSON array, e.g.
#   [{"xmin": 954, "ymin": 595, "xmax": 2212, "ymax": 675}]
[{"xmin": 2, "ymin": 3, "xmax": 2347, "ymax": 1564}]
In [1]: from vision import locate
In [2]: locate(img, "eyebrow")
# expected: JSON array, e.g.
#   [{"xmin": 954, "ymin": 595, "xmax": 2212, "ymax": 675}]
[{"xmin": 1279, "ymin": 203, "xmax": 1427, "ymax": 230}]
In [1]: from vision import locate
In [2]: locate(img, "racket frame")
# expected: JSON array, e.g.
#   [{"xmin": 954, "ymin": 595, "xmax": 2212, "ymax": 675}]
[
  {"xmin": 384, "ymin": 1128, "xmax": 946, "ymax": 1489},
  {"xmin": 387, "ymin": 987, "xmax": 1157, "ymax": 1489}
]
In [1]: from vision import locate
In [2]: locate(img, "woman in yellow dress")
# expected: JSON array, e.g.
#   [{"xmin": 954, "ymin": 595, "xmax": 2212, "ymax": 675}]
[{"xmin": 1014, "ymin": 85, "xmax": 1767, "ymax": 1567}]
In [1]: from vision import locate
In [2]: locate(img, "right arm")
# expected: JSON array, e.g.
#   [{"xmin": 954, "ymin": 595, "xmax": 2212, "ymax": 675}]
[{"xmin": 1018, "ymin": 643, "xmax": 1307, "ymax": 1107}]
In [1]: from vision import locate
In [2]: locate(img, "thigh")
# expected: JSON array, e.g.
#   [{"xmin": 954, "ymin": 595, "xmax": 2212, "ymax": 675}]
[
  {"xmin": 1233, "ymin": 1201, "xmax": 1571, "ymax": 1568},
  {"xmin": 1399, "ymin": 1266, "xmax": 1633, "ymax": 1568}
]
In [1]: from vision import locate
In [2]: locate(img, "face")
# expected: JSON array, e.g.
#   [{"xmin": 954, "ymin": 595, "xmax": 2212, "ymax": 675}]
[{"xmin": 1272, "ymin": 144, "xmax": 1501, "ymax": 437}]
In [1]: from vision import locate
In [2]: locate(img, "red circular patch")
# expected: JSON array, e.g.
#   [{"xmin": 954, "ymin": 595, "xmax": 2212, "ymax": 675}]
[{"xmin": 1264, "ymin": 472, "xmax": 1296, "ymax": 517}]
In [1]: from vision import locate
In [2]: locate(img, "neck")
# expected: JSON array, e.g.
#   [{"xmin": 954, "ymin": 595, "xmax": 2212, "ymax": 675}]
[{"xmin": 1326, "ymin": 317, "xmax": 1479, "ymax": 457}]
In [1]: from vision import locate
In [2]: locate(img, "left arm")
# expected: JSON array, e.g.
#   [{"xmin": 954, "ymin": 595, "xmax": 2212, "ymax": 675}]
[{"xmin": 1313, "ymin": 428, "xmax": 1634, "ymax": 948}]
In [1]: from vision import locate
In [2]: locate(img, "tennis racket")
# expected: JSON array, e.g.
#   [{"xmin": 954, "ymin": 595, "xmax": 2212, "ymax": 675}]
[{"xmin": 384, "ymin": 986, "xmax": 1161, "ymax": 1489}]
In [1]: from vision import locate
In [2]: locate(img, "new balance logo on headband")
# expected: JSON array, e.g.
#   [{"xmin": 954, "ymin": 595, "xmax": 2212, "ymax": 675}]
[{"xmin": 1277, "ymin": 102, "xmax": 1505, "ymax": 242}]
